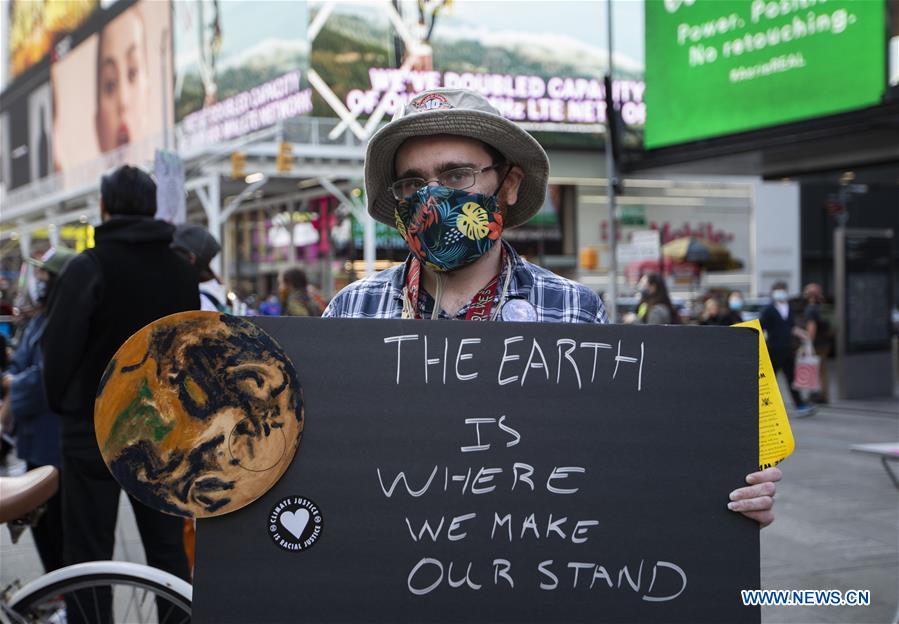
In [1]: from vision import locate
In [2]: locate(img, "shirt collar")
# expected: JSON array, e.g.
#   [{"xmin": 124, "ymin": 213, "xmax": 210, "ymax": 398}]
[
  {"xmin": 501, "ymin": 241, "xmax": 534, "ymax": 301},
  {"xmin": 391, "ymin": 240, "xmax": 535, "ymax": 315}
]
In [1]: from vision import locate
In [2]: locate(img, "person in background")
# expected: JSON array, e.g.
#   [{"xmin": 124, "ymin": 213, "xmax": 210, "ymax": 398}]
[
  {"xmin": 307, "ymin": 281, "xmax": 329, "ymax": 313},
  {"xmin": 801, "ymin": 283, "xmax": 831, "ymax": 404},
  {"xmin": 699, "ymin": 296, "xmax": 731, "ymax": 326},
  {"xmin": 0, "ymin": 290, "xmax": 13, "ymax": 346},
  {"xmin": 279, "ymin": 267, "xmax": 322, "ymax": 317},
  {"xmin": 0, "ymin": 287, "xmax": 15, "ymax": 466},
  {"xmin": 41, "ymin": 165, "xmax": 198, "ymax": 622},
  {"xmin": 758, "ymin": 281, "xmax": 813, "ymax": 417},
  {"xmin": 726, "ymin": 290, "xmax": 746, "ymax": 323},
  {"xmin": 635, "ymin": 273, "xmax": 680, "ymax": 325},
  {"xmin": 170, "ymin": 223, "xmax": 227, "ymax": 312},
  {"xmin": 0, "ymin": 245, "xmax": 76, "ymax": 572},
  {"xmin": 258, "ymin": 294, "xmax": 283, "ymax": 316},
  {"xmin": 0, "ymin": 334, "xmax": 7, "ymax": 371}
]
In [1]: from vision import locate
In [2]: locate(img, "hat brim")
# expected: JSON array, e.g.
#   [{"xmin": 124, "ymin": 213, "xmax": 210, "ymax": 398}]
[{"xmin": 365, "ymin": 109, "xmax": 549, "ymax": 230}]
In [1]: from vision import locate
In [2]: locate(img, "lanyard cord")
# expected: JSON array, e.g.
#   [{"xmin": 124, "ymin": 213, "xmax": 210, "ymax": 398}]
[
  {"xmin": 489, "ymin": 253, "xmax": 513, "ymax": 321},
  {"xmin": 401, "ymin": 252, "xmax": 513, "ymax": 321}
]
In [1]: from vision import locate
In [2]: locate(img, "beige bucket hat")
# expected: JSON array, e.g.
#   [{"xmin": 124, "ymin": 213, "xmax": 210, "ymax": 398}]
[{"xmin": 364, "ymin": 88, "xmax": 550, "ymax": 229}]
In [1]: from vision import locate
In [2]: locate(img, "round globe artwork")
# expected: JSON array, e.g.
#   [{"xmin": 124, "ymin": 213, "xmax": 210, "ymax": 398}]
[{"xmin": 94, "ymin": 311, "xmax": 304, "ymax": 518}]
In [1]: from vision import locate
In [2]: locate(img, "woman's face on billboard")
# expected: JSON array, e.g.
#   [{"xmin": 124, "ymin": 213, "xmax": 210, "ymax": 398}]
[{"xmin": 96, "ymin": 10, "xmax": 149, "ymax": 152}]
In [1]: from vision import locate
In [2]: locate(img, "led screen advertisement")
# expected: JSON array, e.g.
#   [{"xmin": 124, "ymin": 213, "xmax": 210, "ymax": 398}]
[
  {"xmin": 7, "ymin": 0, "xmax": 99, "ymax": 79},
  {"xmin": 51, "ymin": 0, "xmax": 173, "ymax": 174},
  {"xmin": 173, "ymin": 0, "xmax": 313, "ymax": 151},
  {"xmin": 308, "ymin": 0, "xmax": 646, "ymax": 138},
  {"xmin": 644, "ymin": 0, "xmax": 887, "ymax": 149},
  {"xmin": 0, "ymin": 82, "xmax": 53, "ymax": 190}
]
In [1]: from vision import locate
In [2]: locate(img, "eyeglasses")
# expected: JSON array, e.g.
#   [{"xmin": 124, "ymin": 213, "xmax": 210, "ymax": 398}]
[{"xmin": 389, "ymin": 164, "xmax": 502, "ymax": 200}]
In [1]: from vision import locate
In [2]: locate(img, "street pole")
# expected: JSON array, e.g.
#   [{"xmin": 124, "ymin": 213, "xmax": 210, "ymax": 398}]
[
  {"xmin": 604, "ymin": 0, "xmax": 619, "ymax": 323},
  {"xmin": 161, "ymin": 28, "xmax": 170, "ymax": 151}
]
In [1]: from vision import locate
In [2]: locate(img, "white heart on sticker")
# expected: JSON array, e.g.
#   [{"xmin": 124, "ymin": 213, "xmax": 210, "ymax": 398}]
[{"xmin": 280, "ymin": 509, "xmax": 310, "ymax": 540}]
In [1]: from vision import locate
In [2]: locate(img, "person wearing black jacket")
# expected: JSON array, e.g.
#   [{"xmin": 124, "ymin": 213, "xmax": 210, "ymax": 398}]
[
  {"xmin": 758, "ymin": 281, "xmax": 813, "ymax": 416},
  {"xmin": 41, "ymin": 166, "xmax": 198, "ymax": 617}
]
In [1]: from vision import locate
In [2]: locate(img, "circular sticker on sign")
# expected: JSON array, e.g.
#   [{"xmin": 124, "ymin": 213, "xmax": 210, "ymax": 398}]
[
  {"xmin": 500, "ymin": 298, "xmax": 537, "ymax": 322},
  {"xmin": 269, "ymin": 496, "xmax": 323, "ymax": 551},
  {"xmin": 94, "ymin": 311, "xmax": 304, "ymax": 518}
]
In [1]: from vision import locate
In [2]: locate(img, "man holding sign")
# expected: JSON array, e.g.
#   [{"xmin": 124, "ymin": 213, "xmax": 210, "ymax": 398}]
[{"xmin": 324, "ymin": 88, "xmax": 779, "ymax": 526}]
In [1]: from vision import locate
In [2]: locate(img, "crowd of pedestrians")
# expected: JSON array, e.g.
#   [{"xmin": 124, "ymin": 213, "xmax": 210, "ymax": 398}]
[{"xmin": 622, "ymin": 272, "xmax": 832, "ymax": 413}]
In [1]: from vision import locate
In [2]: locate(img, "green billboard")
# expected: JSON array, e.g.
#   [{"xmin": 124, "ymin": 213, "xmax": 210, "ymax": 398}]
[{"xmin": 645, "ymin": 0, "xmax": 886, "ymax": 149}]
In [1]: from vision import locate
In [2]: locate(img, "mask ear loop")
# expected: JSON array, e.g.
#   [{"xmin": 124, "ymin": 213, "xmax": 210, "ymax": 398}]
[
  {"xmin": 490, "ymin": 252, "xmax": 513, "ymax": 321},
  {"xmin": 492, "ymin": 163, "xmax": 512, "ymax": 199},
  {"xmin": 487, "ymin": 164, "xmax": 513, "ymax": 321},
  {"xmin": 401, "ymin": 286, "xmax": 415, "ymax": 320}
]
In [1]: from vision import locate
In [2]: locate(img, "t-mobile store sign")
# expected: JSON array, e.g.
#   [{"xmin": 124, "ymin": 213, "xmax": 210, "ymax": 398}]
[
  {"xmin": 178, "ymin": 71, "xmax": 314, "ymax": 151},
  {"xmin": 347, "ymin": 69, "xmax": 646, "ymax": 131}
]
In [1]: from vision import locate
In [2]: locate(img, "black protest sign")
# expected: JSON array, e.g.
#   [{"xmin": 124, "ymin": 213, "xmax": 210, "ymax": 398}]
[{"xmin": 193, "ymin": 319, "xmax": 760, "ymax": 624}]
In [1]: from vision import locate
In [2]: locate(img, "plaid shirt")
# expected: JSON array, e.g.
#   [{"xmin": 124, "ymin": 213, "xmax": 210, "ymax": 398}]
[{"xmin": 323, "ymin": 242, "xmax": 608, "ymax": 323}]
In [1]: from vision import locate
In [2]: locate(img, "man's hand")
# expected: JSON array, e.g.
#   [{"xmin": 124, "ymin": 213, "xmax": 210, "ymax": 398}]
[{"xmin": 727, "ymin": 467, "xmax": 782, "ymax": 528}]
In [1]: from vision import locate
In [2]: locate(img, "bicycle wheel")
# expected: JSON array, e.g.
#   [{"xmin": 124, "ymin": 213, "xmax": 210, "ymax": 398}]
[{"xmin": 8, "ymin": 561, "xmax": 191, "ymax": 624}]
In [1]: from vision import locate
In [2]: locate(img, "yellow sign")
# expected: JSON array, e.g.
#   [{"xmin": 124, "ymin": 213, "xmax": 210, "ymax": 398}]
[
  {"xmin": 734, "ymin": 319, "xmax": 795, "ymax": 470},
  {"xmin": 231, "ymin": 152, "xmax": 247, "ymax": 179},
  {"xmin": 60, "ymin": 225, "xmax": 95, "ymax": 252},
  {"xmin": 23, "ymin": 226, "xmax": 94, "ymax": 252},
  {"xmin": 276, "ymin": 141, "xmax": 295, "ymax": 173}
]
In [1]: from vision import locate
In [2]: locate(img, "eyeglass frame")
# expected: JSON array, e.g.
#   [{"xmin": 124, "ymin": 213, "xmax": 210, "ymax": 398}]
[{"xmin": 388, "ymin": 163, "xmax": 505, "ymax": 201}]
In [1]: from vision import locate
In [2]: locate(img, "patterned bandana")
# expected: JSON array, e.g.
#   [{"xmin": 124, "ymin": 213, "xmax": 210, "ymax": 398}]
[{"xmin": 394, "ymin": 185, "xmax": 504, "ymax": 273}]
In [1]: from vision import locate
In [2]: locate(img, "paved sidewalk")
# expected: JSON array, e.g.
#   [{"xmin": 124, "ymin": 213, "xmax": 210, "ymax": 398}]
[
  {"xmin": 0, "ymin": 480, "xmax": 147, "ymax": 591},
  {"xmin": 761, "ymin": 396, "xmax": 899, "ymax": 624}
]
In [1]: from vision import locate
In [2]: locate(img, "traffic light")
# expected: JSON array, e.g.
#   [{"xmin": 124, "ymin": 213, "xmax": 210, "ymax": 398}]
[
  {"xmin": 230, "ymin": 152, "xmax": 246, "ymax": 179},
  {"xmin": 276, "ymin": 141, "xmax": 295, "ymax": 173}
]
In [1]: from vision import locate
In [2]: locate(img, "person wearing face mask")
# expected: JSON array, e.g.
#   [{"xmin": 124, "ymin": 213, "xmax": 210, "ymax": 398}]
[
  {"xmin": 699, "ymin": 296, "xmax": 731, "ymax": 326},
  {"xmin": 0, "ymin": 245, "xmax": 75, "ymax": 574},
  {"xmin": 279, "ymin": 267, "xmax": 323, "ymax": 317},
  {"xmin": 726, "ymin": 290, "xmax": 747, "ymax": 324},
  {"xmin": 634, "ymin": 273, "xmax": 681, "ymax": 325},
  {"xmin": 326, "ymin": 89, "xmax": 604, "ymax": 323},
  {"xmin": 323, "ymin": 88, "xmax": 782, "ymax": 527},
  {"xmin": 759, "ymin": 281, "xmax": 813, "ymax": 416},
  {"xmin": 800, "ymin": 283, "xmax": 831, "ymax": 404}
]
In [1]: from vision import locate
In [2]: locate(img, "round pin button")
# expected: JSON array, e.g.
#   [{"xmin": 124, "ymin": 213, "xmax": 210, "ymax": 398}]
[{"xmin": 500, "ymin": 299, "xmax": 537, "ymax": 322}]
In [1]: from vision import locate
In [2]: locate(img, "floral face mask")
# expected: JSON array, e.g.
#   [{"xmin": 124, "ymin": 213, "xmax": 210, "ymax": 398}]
[{"xmin": 394, "ymin": 185, "xmax": 504, "ymax": 272}]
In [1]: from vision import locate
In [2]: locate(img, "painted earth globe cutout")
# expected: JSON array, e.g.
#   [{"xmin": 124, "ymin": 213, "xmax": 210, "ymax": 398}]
[{"xmin": 94, "ymin": 311, "xmax": 304, "ymax": 518}]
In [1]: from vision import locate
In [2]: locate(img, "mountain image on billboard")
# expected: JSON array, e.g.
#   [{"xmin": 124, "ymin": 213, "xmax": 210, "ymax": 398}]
[
  {"xmin": 309, "ymin": 0, "xmax": 645, "ymax": 137},
  {"xmin": 173, "ymin": 0, "xmax": 312, "ymax": 149}
]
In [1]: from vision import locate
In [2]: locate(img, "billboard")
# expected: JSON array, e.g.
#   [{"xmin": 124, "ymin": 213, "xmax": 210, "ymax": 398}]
[
  {"xmin": 50, "ymin": 0, "xmax": 173, "ymax": 174},
  {"xmin": 7, "ymin": 0, "xmax": 99, "ymax": 78},
  {"xmin": 644, "ymin": 0, "xmax": 887, "ymax": 149},
  {"xmin": 1, "ymin": 82, "xmax": 53, "ymax": 189},
  {"xmin": 309, "ymin": 0, "xmax": 645, "ymax": 139},
  {"xmin": 173, "ymin": 0, "xmax": 313, "ymax": 151}
]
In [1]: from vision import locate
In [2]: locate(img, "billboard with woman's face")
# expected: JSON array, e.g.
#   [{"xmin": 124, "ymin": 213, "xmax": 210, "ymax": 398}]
[{"xmin": 50, "ymin": 0, "xmax": 172, "ymax": 174}]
